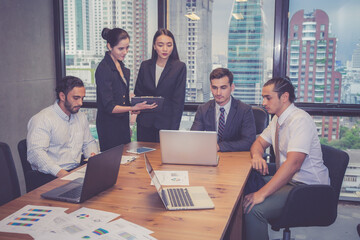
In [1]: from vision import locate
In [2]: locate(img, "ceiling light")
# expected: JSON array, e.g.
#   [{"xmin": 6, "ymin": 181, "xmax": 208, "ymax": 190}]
[
  {"xmin": 232, "ymin": 13, "xmax": 244, "ymax": 20},
  {"xmin": 185, "ymin": 13, "xmax": 200, "ymax": 21}
]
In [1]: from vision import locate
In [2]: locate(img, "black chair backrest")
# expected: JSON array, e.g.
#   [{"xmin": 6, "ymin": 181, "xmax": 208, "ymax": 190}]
[
  {"xmin": 252, "ymin": 106, "xmax": 269, "ymax": 135},
  {"xmin": 18, "ymin": 139, "xmax": 32, "ymax": 173},
  {"xmin": 0, "ymin": 142, "xmax": 20, "ymax": 205},
  {"xmin": 321, "ymin": 144, "xmax": 349, "ymax": 202}
]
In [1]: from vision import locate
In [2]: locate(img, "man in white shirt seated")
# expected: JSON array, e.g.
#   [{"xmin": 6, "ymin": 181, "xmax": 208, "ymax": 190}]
[
  {"xmin": 242, "ymin": 77, "xmax": 330, "ymax": 240},
  {"xmin": 27, "ymin": 76, "xmax": 99, "ymax": 188}
]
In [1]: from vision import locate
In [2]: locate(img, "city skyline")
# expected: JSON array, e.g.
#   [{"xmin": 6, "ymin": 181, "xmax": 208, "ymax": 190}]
[
  {"xmin": 63, "ymin": 0, "xmax": 359, "ymax": 106},
  {"xmin": 290, "ymin": 0, "xmax": 360, "ymax": 63}
]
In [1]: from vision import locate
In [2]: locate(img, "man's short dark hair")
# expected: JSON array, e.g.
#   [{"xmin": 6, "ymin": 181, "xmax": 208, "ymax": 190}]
[
  {"xmin": 210, "ymin": 68, "xmax": 233, "ymax": 85},
  {"xmin": 263, "ymin": 76, "xmax": 296, "ymax": 103},
  {"xmin": 56, "ymin": 76, "xmax": 84, "ymax": 100}
]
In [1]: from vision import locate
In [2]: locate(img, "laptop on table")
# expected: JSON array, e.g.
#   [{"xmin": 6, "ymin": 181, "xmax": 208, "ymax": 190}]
[
  {"xmin": 159, "ymin": 130, "xmax": 219, "ymax": 166},
  {"xmin": 144, "ymin": 154, "xmax": 214, "ymax": 210},
  {"xmin": 41, "ymin": 145, "xmax": 124, "ymax": 203}
]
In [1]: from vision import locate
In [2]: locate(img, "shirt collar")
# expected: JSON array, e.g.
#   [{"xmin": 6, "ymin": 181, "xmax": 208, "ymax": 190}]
[
  {"xmin": 216, "ymin": 97, "xmax": 232, "ymax": 114},
  {"xmin": 53, "ymin": 100, "xmax": 72, "ymax": 121},
  {"xmin": 277, "ymin": 103, "xmax": 296, "ymax": 126}
]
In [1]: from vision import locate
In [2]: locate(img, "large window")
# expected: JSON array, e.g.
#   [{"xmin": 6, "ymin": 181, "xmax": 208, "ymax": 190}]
[
  {"xmin": 62, "ymin": 0, "xmax": 158, "ymax": 140},
  {"xmin": 63, "ymin": 0, "xmax": 157, "ymax": 101},
  {"xmin": 288, "ymin": 0, "xmax": 360, "ymax": 201},
  {"xmin": 168, "ymin": 0, "xmax": 275, "ymax": 129},
  {"xmin": 168, "ymin": 0, "xmax": 274, "ymax": 104},
  {"xmin": 58, "ymin": 0, "xmax": 360, "ymax": 201}
]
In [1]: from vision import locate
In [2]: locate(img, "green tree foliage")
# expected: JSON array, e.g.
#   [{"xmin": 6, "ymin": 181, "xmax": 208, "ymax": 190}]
[{"xmin": 321, "ymin": 122, "xmax": 360, "ymax": 150}]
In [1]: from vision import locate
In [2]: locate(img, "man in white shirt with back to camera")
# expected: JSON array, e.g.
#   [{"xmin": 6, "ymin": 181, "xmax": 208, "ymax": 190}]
[
  {"xmin": 27, "ymin": 76, "xmax": 98, "ymax": 188},
  {"xmin": 242, "ymin": 77, "xmax": 330, "ymax": 240}
]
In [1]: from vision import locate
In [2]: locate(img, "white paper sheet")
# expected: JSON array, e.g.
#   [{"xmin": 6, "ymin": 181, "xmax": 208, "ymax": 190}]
[{"xmin": 152, "ymin": 171, "xmax": 189, "ymax": 185}]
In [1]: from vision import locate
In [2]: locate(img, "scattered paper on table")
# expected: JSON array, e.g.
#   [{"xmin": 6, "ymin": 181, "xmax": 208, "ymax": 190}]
[
  {"xmin": 68, "ymin": 207, "xmax": 120, "ymax": 229},
  {"xmin": 0, "ymin": 205, "xmax": 68, "ymax": 237},
  {"xmin": 0, "ymin": 205, "xmax": 156, "ymax": 240}
]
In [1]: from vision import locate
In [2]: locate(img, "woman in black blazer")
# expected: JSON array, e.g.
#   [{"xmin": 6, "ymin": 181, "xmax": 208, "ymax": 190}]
[
  {"xmin": 134, "ymin": 29, "xmax": 187, "ymax": 142},
  {"xmin": 96, "ymin": 28, "xmax": 155, "ymax": 151}
]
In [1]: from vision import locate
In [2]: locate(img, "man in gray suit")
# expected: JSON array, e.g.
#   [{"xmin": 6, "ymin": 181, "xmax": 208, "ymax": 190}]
[{"xmin": 191, "ymin": 68, "xmax": 256, "ymax": 152}]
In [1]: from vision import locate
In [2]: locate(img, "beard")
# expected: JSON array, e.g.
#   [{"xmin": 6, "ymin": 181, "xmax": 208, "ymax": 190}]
[{"xmin": 64, "ymin": 98, "xmax": 81, "ymax": 114}]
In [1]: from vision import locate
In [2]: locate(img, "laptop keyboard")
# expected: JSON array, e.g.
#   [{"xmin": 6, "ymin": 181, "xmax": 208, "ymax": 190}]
[
  {"xmin": 59, "ymin": 186, "xmax": 82, "ymax": 198},
  {"xmin": 167, "ymin": 188, "xmax": 194, "ymax": 207}
]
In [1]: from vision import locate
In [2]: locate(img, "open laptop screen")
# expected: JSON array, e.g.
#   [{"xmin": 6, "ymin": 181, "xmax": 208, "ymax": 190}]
[{"xmin": 145, "ymin": 155, "xmax": 162, "ymax": 193}]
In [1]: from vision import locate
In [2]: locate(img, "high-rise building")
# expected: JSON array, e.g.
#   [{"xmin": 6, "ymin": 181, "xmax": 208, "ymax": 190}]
[
  {"xmin": 132, "ymin": 0, "xmax": 148, "ymax": 87},
  {"xmin": 288, "ymin": 9, "xmax": 342, "ymax": 141},
  {"xmin": 169, "ymin": 0, "xmax": 213, "ymax": 102},
  {"xmin": 64, "ymin": 0, "xmax": 95, "ymax": 66},
  {"xmin": 352, "ymin": 41, "xmax": 360, "ymax": 69},
  {"xmin": 227, "ymin": 0, "xmax": 264, "ymax": 104},
  {"xmin": 64, "ymin": 0, "xmax": 149, "ymax": 100}
]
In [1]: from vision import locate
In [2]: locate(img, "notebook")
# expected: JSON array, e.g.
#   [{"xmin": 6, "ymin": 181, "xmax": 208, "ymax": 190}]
[
  {"xmin": 145, "ymin": 154, "xmax": 214, "ymax": 210},
  {"xmin": 159, "ymin": 130, "xmax": 219, "ymax": 166},
  {"xmin": 41, "ymin": 145, "xmax": 124, "ymax": 203}
]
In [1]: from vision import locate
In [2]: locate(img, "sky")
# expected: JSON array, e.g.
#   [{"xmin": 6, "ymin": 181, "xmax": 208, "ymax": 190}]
[
  {"xmin": 149, "ymin": 0, "xmax": 360, "ymax": 64},
  {"xmin": 212, "ymin": 0, "xmax": 360, "ymax": 63},
  {"xmin": 290, "ymin": 0, "xmax": 360, "ymax": 63}
]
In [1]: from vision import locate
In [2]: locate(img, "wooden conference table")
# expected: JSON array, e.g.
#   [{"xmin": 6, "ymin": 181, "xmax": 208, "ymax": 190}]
[{"xmin": 0, "ymin": 142, "xmax": 252, "ymax": 240}]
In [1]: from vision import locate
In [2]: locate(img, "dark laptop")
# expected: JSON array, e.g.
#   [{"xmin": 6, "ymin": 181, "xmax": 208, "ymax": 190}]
[{"xmin": 41, "ymin": 145, "xmax": 124, "ymax": 203}]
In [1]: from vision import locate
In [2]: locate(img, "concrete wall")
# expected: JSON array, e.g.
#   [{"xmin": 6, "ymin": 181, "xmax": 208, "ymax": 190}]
[{"xmin": 0, "ymin": 0, "xmax": 56, "ymax": 194}]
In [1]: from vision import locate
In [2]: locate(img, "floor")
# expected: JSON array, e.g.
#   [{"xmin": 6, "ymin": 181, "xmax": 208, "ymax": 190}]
[{"xmin": 268, "ymin": 201, "xmax": 360, "ymax": 240}]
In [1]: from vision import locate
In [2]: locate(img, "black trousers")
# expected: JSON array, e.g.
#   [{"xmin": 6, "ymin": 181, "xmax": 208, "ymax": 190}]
[{"xmin": 137, "ymin": 124, "xmax": 160, "ymax": 142}]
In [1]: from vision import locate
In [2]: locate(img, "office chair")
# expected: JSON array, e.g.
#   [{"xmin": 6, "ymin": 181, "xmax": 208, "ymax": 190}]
[
  {"xmin": 251, "ymin": 106, "xmax": 269, "ymax": 135},
  {"xmin": 269, "ymin": 144, "xmax": 349, "ymax": 240},
  {"xmin": 18, "ymin": 139, "xmax": 86, "ymax": 192},
  {"xmin": 18, "ymin": 139, "xmax": 50, "ymax": 192},
  {"xmin": 252, "ymin": 106, "xmax": 273, "ymax": 161},
  {"xmin": 0, "ymin": 142, "xmax": 21, "ymax": 205}
]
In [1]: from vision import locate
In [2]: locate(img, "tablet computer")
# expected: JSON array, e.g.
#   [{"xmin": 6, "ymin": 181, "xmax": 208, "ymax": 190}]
[
  {"xmin": 126, "ymin": 147, "xmax": 156, "ymax": 154},
  {"xmin": 131, "ymin": 96, "xmax": 164, "ymax": 112}
]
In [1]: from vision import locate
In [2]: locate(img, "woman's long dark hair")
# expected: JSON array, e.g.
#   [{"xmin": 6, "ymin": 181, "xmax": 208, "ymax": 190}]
[{"xmin": 151, "ymin": 29, "xmax": 179, "ymax": 61}]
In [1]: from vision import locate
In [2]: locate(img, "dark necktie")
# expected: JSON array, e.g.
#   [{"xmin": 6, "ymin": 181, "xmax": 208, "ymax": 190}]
[{"xmin": 218, "ymin": 107, "xmax": 225, "ymax": 142}]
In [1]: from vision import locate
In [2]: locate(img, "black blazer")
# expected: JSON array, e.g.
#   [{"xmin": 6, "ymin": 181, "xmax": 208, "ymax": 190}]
[
  {"xmin": 134, "ymin": 58, "xmax": 186, "ymax": 130},
  {"xmin": 95, "ymin": 52, "xmax": 131, "ymax": 151},
  {"xmin": 190, "ymin": 97, "xmax": 256, "ymax": 152}
]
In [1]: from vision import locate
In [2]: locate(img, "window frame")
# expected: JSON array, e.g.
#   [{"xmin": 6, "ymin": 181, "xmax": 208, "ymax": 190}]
[{"xmin": 53, "ymin": 0, "xmax": 360, "ymax": 117}]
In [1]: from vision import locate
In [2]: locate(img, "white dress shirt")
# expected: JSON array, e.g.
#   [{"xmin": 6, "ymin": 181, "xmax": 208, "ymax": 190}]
[
  {"xmin": 27, "ymin": 101, "xmax": 99, "ymax": 176},
  {"xmin": 155, "ymin": 64, "xmax": 164, "ymax": 87},
  {"xmin": 260, "ymin": 103, "xmax": 330, "ymax": 185}
]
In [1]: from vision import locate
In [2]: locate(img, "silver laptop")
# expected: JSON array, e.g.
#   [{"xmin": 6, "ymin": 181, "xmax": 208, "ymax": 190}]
[
  {"xmin": 41, "ymin": 145, "xmax": 123, "ymax": 203},
  {"xmin": 160, "ymin": 130, "xmax": 219, "ymax": 166},
  {"xmin": 145, "ymin": 154, "xmax": 214, "ymax": 210}
]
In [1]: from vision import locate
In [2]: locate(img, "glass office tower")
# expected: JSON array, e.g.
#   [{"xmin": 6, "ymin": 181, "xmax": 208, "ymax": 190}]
[
  {"xmin": 169, "ymin": 0, "xmax": 213, "ymax": 102},
  {"xmin": 227, "ymin": 0, "xmax": 264, "ymax": 104}
]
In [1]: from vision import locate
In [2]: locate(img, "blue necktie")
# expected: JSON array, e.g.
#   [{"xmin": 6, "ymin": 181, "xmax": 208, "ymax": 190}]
[{"xmin": 218, "ymin": 107, "xmax": 225, "ymax": 142}]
